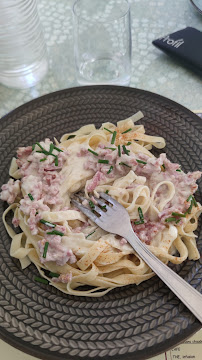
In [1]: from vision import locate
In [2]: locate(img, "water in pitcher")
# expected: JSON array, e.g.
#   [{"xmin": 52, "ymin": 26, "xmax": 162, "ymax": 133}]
[{"xmin": 0, "ymin": 0, "xmax": 48, "ymax": 89}]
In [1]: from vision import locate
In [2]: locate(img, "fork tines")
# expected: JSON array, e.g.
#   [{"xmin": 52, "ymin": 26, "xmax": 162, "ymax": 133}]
[{"xmin": 71, "ymin": 192, "xmax": 113, "ymax": 223}]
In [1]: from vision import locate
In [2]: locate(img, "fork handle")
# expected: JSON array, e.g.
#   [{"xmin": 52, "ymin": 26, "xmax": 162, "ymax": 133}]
[{"xmin": 123, "ymin": 227, "xmax": 202, "ymax": 324}]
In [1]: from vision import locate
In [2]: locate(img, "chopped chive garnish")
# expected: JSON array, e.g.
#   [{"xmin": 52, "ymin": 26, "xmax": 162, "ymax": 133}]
[
  {"xmin": 86, "ymin": 230, "xmax": 96, "ymax": 239},
  {"xmin": 67, "ymin": 135, "xmax": 76, "ymax": 139},
  {"xmin": 187, "ymin": 195, "xmax": 193, "ymax": 202},
  {"xmin": 122, "ymin": 145, "xmax": 130, "ymax": 156},
  {"xmin": 28, "ymin": 193, "xmax": 34, "ymax": 201},
  {"xmin": 172, "ymin": 212, "xmax": 186, "ymax": 217},
  {"xmin": 32, "ymin": 144, "xmax": 35, "ymax": 151},
  {"xmin": 101, "ymin": 205, "xmax": 107, "ymax": 209},
  {"xmin": 43, "ymin": 242, "xmax": 49, "ymax": 258},
  {"xmin": 54, "ymin": 156, "xmax": 58, "ymax": 166},
  {"xmin": 98, "ymin": 159, "xmax": 109, "ymax": 164},
  {"xmin": 34, "ymin": 276, "xmax": 49, "ymax": 284},
  {"xmin": 186, "ymin": 202, "xmax": 193, "ymax": 214},
  {"xmin": 176, "ymin": 219, "xmax": 181, "ymax": 224},
  {"xmin": 119, "ymin": 162, "xmax": 131, "ymax": 168},
  {"xmin": 36, "ymin": 150, "xmax": 50, "ymax": 156},
  {"xmin": 104, "ymin": 147, "xmax": 116, "ymax": 151},
  {"xmin": 40, "ymin": 219, "xmax": 56, "ymax": 228},
  {"xmin": 138, "ymin": 207, "xmax": 144, "ymax": 223},
  {"xmin": 186, "ymin": 195, "xmax": 197, "ymax": 207},
  {"xmin": 134, "ymin": 220, "xmax": 144, "ymax": 225},
  {"xmin": 89, "ymin": 200, "xmax": 95, "ymax": 210},
  {"xmin": 111, "ymin": 131, "xmax": 117, "ymax": 145},
  {"xmin": 127, "ymin": 142, "xmax": 131, "ymax": 145},
  {"xmin": 162, "ymin": 164, "xmax": 165, "ymax": 170},
  {"xmin": 176, "ymin": 169, "xmax": 181, "ymax": 172},
  {"xmin": 36, "ymin": 142, "xmax": 46, "ymax": 151},
  {"xmin": 136, "ymin": 159, "xmax": 147, "ymax": 165},
  {"xmin": 49, "ymin": 143, "xmax": 54, "ymax": 153},
  {"xmin": 105, "ymin": 190, "xmax": 109, "ymax": 194},
  {"xmin": 104, "ymin": 127, "xmax": 113, "ymax": 134},
  {"xmin": 107, "ymin": 165, "xmax": 113, "ymax": 174},
  {"xmin": 47, "ymin": 230, "xmax": 64, "ymax": 236},
  {"xmin": 88, "ymin": 149, "xmax": 98, "ymax": 156},
  {"xmin": 54, "ymin": 145, "xmax": 63, "ymax": 152},
  {"xmin": 122, "ymin": 128, "xmax": 132, "ymax": 134},
  {"xmin": 49, "ymin": 272, "xmax": 60, "ymax": 278},
  {"xmin": 165, "ymin": 217, "xmax": 177, "ymax": 222},
  {"xmin": 185, "ymin": 197, "xmax": 197, "ymax": 214},
  {"xmin": 40, "ymin": 158, "xmax": 46, "ymax": 162},
  {"xmin": 37, "ymin": 142, "xmax": 59, "ymax": 165},
  {"xmin": 118, "ymin": 144, "xmax": 121, "ymax": 157}
]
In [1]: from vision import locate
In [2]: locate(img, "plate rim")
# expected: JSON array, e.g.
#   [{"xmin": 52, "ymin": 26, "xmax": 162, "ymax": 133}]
[
  {"xmin": 0, "ymin": 85, "xmax": 201, "ymax": 360},
  {"xmin": 0, "ymin": 323, "xmax": 201, "ymax": 360},
  {"xmin": 0, "ymin": 85, "xmax": 201, "ymax": 129}
]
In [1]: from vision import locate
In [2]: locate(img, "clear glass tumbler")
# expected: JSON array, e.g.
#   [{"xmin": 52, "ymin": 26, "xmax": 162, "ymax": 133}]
[
  {"xmin": 0, "ymin": 0, "xmax": 48, "ymax": 89},
  {"xmin": 73, "ymin": 0, "xmax": 131, "ymax": 86}
]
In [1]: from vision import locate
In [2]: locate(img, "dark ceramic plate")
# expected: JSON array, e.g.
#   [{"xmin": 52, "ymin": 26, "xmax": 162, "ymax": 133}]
[{"xmin": 0, "ymin": 86, "xmax": 201, "ymax": 360}]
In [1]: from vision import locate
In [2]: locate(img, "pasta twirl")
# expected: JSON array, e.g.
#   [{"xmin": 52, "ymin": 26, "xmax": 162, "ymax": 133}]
[{"xmin": 1, "ymin": 112, "xmax": 201, "ymax": 297}]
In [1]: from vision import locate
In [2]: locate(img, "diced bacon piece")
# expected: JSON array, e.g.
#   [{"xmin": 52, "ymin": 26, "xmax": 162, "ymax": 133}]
[
  {"xmin": 91, "ymin": 196, "xmax": 98, "ymax": 205},
  {"xmin": 18, "ymin": 160, "xmax": 38, "ymax": 177},
  {"xmin": 135, "ymin": 153, "xmax": 164, "ymax": 178},
  {"xmin": 87, "ymin": 171, "xmax": 106, "ymax": 192},
  {"xmin": 132, "ymin": 221, "xmax": 165, "ymax": 245},
  {"xmin": 27, "ymin": 210, "xmax": 41, "ymax": 235},
  {"xmin": 38, "ymin": 237, "xmax": 76, "ymax": 266},
  {"xmin": 77, "ymin": 147, "xmax": 89, "ymax": 157},
  {"xmin": 84, "ymin": 160, "xmax": 96, "ymax": 171},
  {"xmin": 72, "ymin": 221, "xmax": 89, "ymax": 233},
  {"xmin": 97, "ymin": 148, "xmax": 118, "ymax": 162},
  {"xmin": 43, "ymin": 172, "xmax": 58, "ymax": 185},
  {"xmin": 55, "ymin": 225, "xmax": 66, "ymax": 234},
  {"xmin": 18, "ymin": 141, "xmax": 68, "ymax": 177},
  {"xmin": 20, "ymin": 197, "xmax": 49, "ymax": 216},
  {"xmin": 162, "ymin": 155, "xmax": 181, "ymax": 172},
  {"xmin": 16, "ymin": 146, "xmax": 33, "ymax": 169},
  {"xmin": 98, "ymin": 143, "xmax": 105, "ymax": 149},
  {"xmin": 43, "ymin": 183, "xmax": 61, "ymax": 205},
  {"xmin": 12, "ymin": 217, "xmax": 20, "ymax": 228},
  {"xmin": 21, "ymin": 175, "xmax": 43, "ymax": 201},
  {"xmin": 17, "ymin": 146, "xmax": 32, "ymax": 160},
  {"xmin": 120, "ymin": 238, "xmax": 127, "ymax": 245},
  {"xmin": 52, "ymin": 273, "xmax": 72, "ymax": 283},
  {"xmin": 36, "ymin": 138, "xmax": 52, "ymax": 152},
  {"xmin": 183, "ymin": 171, "xmax": 201, "ymax": 193},
  {"xmin": 159, "ymin": 204, "xmax": 189, "ymax": 223},
  {"xmin": 0, "ymin": 179, "xmax": 20, "ymax": 204}
]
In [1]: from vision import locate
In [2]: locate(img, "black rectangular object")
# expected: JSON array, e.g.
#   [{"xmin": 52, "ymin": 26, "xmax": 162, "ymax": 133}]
[{"xmin": 152, "ymin": 27, "xmax": 202, "ymax": 76}]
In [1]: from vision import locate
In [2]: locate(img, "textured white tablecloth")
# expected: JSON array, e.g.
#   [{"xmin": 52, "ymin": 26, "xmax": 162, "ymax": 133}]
[{"xmin": 0, "ymin": 0, "xmax": 202, "ymax": 118}]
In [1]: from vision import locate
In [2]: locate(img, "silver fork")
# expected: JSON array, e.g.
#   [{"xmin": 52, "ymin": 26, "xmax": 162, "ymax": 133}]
[{"xmin": 72, "ymin": 192, "xmax": 202, "ymax": 323}]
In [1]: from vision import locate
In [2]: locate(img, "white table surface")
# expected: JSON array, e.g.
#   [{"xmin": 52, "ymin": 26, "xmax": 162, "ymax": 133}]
[{"xmin": 0, "ymin": 0, "xmax": 202, "ymax": 118}]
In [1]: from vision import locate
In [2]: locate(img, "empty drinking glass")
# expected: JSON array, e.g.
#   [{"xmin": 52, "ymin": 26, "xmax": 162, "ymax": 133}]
[{"xmin": 73, "ymin": 0, "xmax": 131, "ymax": 86}]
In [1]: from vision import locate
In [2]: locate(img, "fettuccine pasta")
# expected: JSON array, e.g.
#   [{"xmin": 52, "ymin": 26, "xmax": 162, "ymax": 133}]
[{"xmin": 1, "ymin": 111, "xmax": 201, "ymax": 297}]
